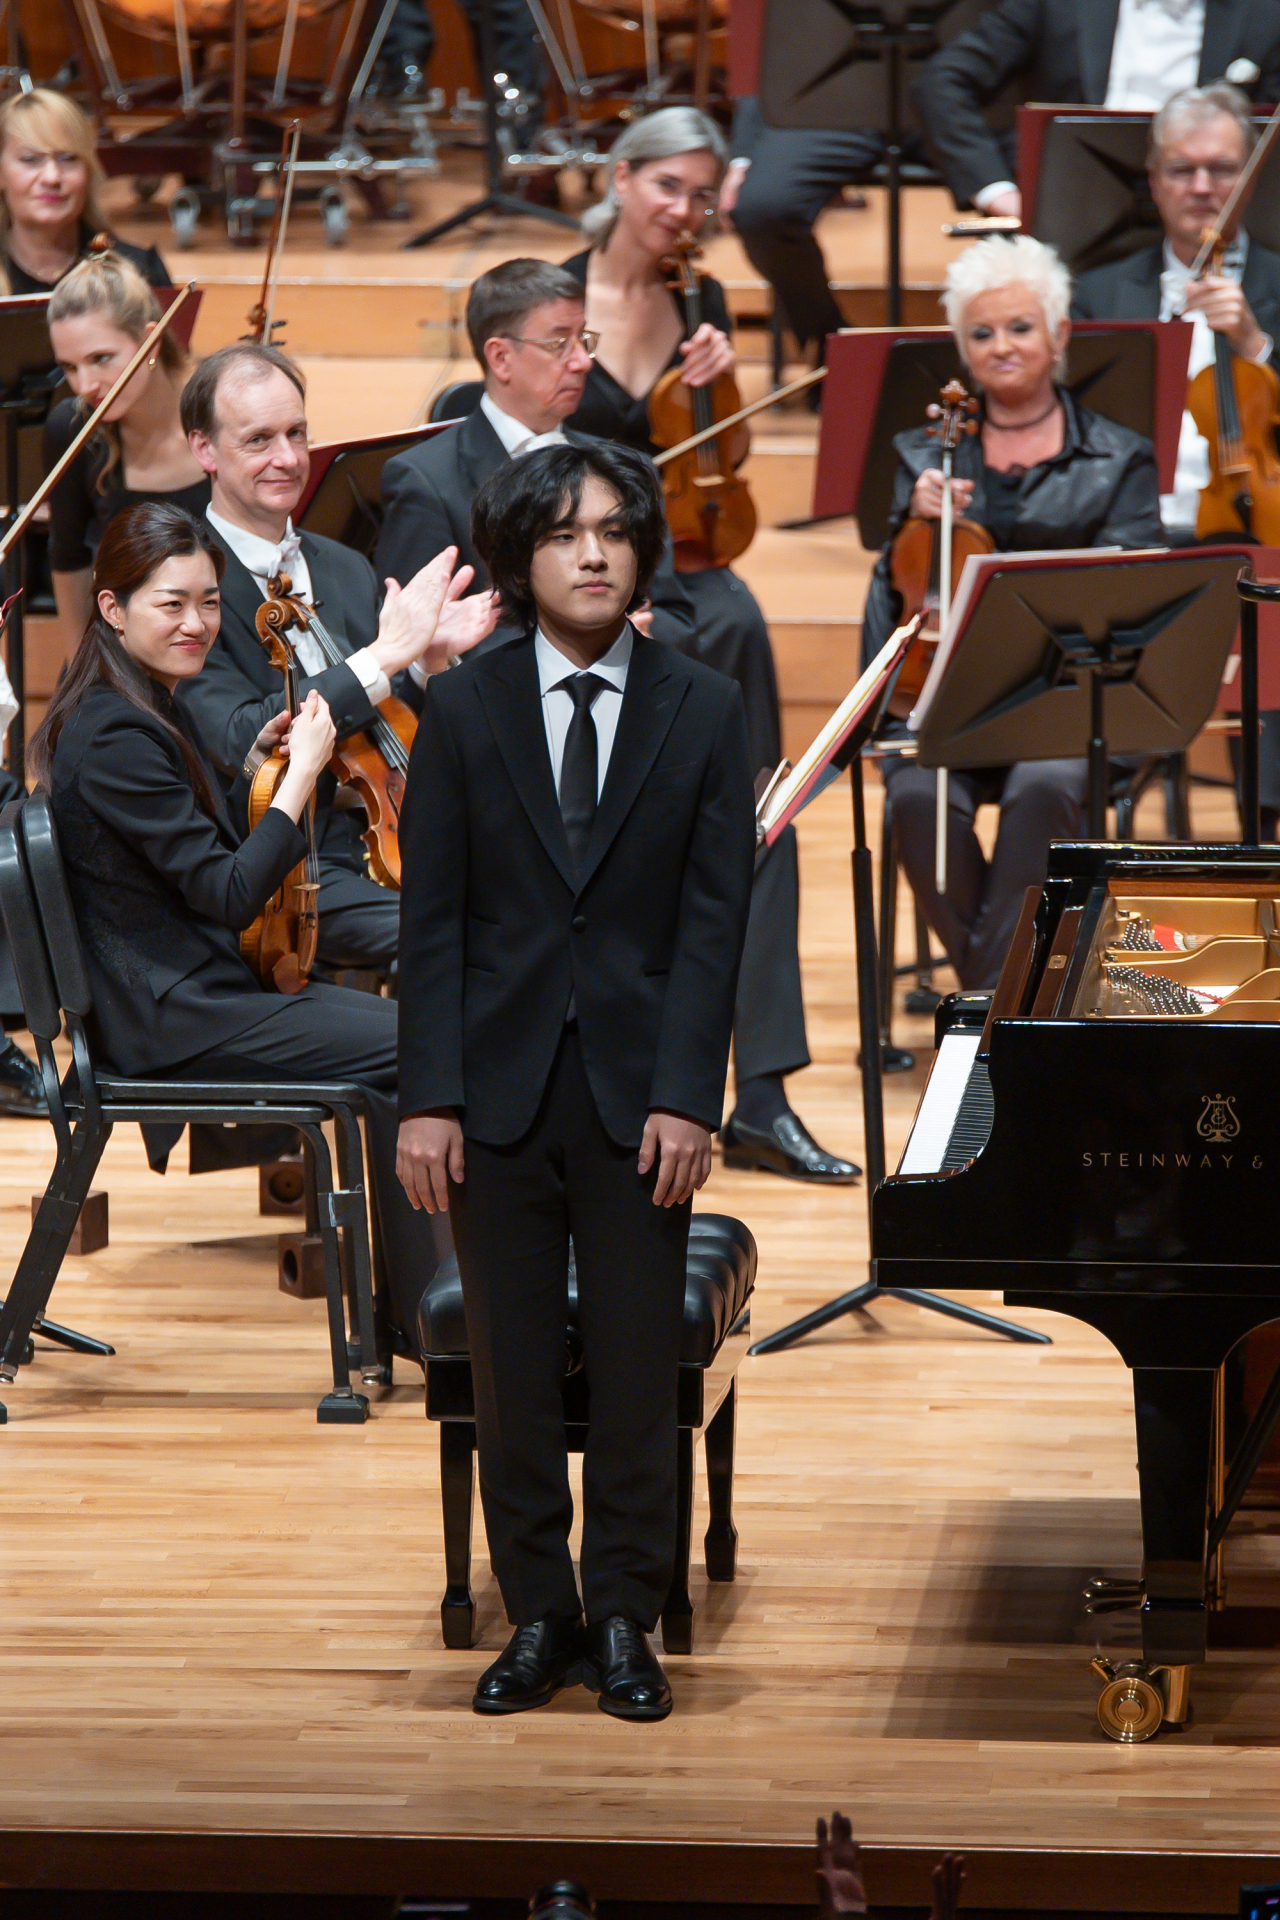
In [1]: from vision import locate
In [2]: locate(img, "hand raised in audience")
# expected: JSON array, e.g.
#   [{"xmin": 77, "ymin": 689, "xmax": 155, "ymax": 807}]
[{"xmin": 816, "ymin": 1812, "xmax": 867, "ymax": 1918}]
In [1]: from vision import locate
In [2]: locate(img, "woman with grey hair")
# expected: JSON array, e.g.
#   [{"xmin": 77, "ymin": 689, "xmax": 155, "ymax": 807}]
[
  {"xmin": 561, "ymin": 106, "xmax": 859, "ymax": 1188},
  {"xmin": 862, "ymin": 233, "xmax": 1163, "ymax": 994}
]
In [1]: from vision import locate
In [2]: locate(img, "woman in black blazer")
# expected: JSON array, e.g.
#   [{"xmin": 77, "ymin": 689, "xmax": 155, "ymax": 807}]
[{"xmin": 29, "ymin": 501, "xmax": 454, "ymax": 1351}]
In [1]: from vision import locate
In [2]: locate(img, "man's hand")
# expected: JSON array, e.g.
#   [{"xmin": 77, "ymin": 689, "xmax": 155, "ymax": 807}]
[
  {"xmin": 907, "ymin": 468, "xmax": 975, "ymax": 521},
  {"xmin": 638, "ymin": 1110, "xmax": 712, "ymax": 1206},
  {"xmin": 816, "ymin": 1813, "xmax": 868, "ymax": 1919},
  {"xmin": 1181, "ymin": 275, "xmax": 1271, "ymax": 362},
  {"xmin": 630, "ymin": 601, "xmax": 654, "ymax": 637},
  {"xmin": 929, "ymin": 1853, "xmax": 966, "ymax": 1920},
  {"xmin": 397, "ymin": 1111, "xmax": 464, "ymax": 1212},
  {"xmin": 416, "ymin": 568, "xmax": 502, "ymax": 674},
  {"xmin": 718, "ymin": 156, "xmax": 750, "ymax": 227},
  {"xmin": 371, "ymin": 546, "xmax": 459, "ymax": 678}
]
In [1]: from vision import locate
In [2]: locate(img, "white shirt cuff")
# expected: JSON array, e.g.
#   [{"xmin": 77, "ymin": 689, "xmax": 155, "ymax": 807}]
[
  {"xmin": 409, "ymin": 656, "xmax": 431, "ymax": 687},
  {"xmin": 346, "ymin": 645, "xmax": 391, "ymax": 708},
  {"xmin": 1252, "ymin": 333, "xmax": 1275, "ymax": 365},
  {"xmin": 974, "ymin": 180, "xmax": 1017, "ymax": 212}
]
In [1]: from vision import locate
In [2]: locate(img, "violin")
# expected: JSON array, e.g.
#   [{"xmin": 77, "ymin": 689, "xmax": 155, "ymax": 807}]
[
  {"xmin": 887, "ymin": 379, "xmax": 995, "ymax": 721},
  {"xmin": 1187, "ymin": 234, "xmax": 1280, "ymax": 543},
  {"xmin": 281, "ymin": 593, "xmax": 417, "ymax": 890},
  {"xmin": 647, "ymin": 230, "xmax": 756, "ymax": 572},
  {"xmin": 240, "ymin": 574, "xmax": 322, "ymax": 993}
]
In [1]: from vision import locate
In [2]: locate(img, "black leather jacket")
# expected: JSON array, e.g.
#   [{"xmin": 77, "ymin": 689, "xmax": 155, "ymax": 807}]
[{"xmin": 861, "ymin": 389, "xmax": 1165, "ymax": 666}]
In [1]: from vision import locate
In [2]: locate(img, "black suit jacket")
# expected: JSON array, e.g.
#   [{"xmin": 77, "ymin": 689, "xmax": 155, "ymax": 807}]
[
  {"xmin": 179, "ymin": 524, "xmax": 420, "ymax": 871},
  {"xmin": 913, "ymin": 0, "xmax": 1280, "ymax": 205},
  {"xmin": 374, "ymin": 408, "xmax": 699, "ymax": 654},
  {"xmin": 397, "ymin": 628, "xmax": 756, "ymax": 1147},
  {"xmin": 1072, "ymin": 237, "xmax": 1280, "ymax": 373},
  {"xmin": 49, "ymin": 682, "xmax": 304, "ymax": 1076}
]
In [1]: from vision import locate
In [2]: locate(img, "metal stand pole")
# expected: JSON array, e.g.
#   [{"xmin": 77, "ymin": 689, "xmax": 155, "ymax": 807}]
[
  {"xmin": 884, "ymin": 38, "xmax": 903, "ymax": 326},
  {"xmin": 1239, "ymin": 588, "xmax": 1261, "ymax": 844},
  {"xmin": 1087, "ymin": 667, "xmax": 1108, "ymax": 839},
  {"xmin": 3, "ymin": 408, "xmax": 23, "ymax": 780},
  {"xmin": 404, "ymin": 0, "xmax": 574, "ymax": 246},
  {"xmin": 749, "ymin": 747, "xmax": 1049, "ymax": 1357}
]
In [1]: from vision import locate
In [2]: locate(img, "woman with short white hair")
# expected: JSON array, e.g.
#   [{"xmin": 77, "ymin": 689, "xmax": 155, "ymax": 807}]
[{"xmin": 862, "ymin": 233, "xmax": 1163, "ymax": 992}]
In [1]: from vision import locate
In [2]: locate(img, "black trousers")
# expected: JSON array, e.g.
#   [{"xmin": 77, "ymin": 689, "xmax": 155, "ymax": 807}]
[
  {"xmin": 317, "ymin": 859, "xmax": 401, "ymax": 974},
  {"xmin": 884, "ymin": 756, "xmax": 1088, "ymax": 990},
  {"xmin": 185, "ymin": 985, "xmax": 449, "ymax": 1347},
  {"xmin": 449, "ymin": 1029, "xmax": 690, "ymax": 1631},
  {"xmin": 730, "ymin": 98, "xmax": 925, "ymax": 348},
  {"xmin": 677, "ymin": 566, "xmax": 809, "ymax": 1082}
]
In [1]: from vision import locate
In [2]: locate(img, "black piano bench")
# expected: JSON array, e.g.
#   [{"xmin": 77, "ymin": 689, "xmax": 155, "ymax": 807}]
[{"xmin": 418, "ymin": 1213, "xmax": 756, "ymax": 1656}]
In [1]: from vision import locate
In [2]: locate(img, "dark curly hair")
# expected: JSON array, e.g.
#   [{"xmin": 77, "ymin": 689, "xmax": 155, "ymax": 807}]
[{"xmin": 471, "ymin": 441, "xmax": 667, "ymax": 628}]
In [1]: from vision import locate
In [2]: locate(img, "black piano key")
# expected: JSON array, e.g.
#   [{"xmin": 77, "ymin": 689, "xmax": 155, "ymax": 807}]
[{"xmin": 942, "ymin": 1060, "xmax": 994, "ymax": 1169}]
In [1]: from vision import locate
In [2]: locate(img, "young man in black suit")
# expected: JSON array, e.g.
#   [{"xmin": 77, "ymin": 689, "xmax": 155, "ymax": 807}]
[
  {"xmin": 379, "ymin": 258, "xmax": 858, "ymax": 1190},
  {"xmin": 396, "ymin": 442, "xmax": 756, "ymax": 1721},
  {"xmin": 914, "ymin": 0, "xmax": 1280, "ymax": 216},
  {"xmin": 177, "ymin": 342, "xmax": 497, "ymax": 976}
]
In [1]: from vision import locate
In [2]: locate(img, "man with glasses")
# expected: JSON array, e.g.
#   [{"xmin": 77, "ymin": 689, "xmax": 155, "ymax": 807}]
[
  {"xmin": 1072, "ymin": 83, "xmax": 1280, "ymax": 540},
  {"xmin": 376, "ymin": 258, "xmax": 699, "ymax": 654}
]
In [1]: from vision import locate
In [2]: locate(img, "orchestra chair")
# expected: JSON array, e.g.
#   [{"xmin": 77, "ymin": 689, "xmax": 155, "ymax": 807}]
[
  {"xmin": 874, "ymin": 749, "xmax": 1192, "ymax": 1054},
  {"xmin": 418, "ymin": 1214, "xmax": 756, "ymax": 1655},
  {"xmin": 429, "ymin": 381, "xmax": 484, "ymax": 425},
  {"xmin": 0, "ymin": 794, "xmax": 385, "ymax": 1426}
]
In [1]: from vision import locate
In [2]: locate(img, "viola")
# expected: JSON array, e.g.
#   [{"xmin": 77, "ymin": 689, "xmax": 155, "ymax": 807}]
[
  {"xmin": 284, "ymin": 597, "xmax": 416, "ymax": 890},
  {"xmin": 647, "ymin": 229, "xmax": 756, "ymax": 572},
  {"xmin": 1187, "ymin": 237, "xmax": 1280, "ymax": 543},
  {"xmin": 887, "ymin": 379, "xmax": 994, "ymax": 721},
  {"xmin": 240, "ymin": 574, "xmax": 322, "ymax": 993}
]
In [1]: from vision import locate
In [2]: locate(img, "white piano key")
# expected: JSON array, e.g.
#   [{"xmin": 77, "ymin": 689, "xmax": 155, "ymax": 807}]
[{"xmin": 897, "ymin": 1032, "xmax": 983, "ymax": 1175}]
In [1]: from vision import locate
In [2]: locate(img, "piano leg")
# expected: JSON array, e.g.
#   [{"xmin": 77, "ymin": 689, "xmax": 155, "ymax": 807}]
[{"xmin": 1133, "ymin": 1365, "xmax": 1217, "ymax": 1670}]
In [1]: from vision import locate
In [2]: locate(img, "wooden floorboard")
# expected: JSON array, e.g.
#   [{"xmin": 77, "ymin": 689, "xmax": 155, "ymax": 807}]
[{"xmin": 2, "ymin": 775, "xmax": 1279, "ymax": 1907}]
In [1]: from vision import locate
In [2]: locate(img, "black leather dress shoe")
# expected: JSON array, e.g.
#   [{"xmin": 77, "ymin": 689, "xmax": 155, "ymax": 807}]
[
  {"xmin": 582, "ymin": 1616, "xmax": 672, "ymax": 1721},
  {"xmin": 472, "ymin": 1614, "xmax": 583, "ymax": 1715},
  {"xmin": 0, "ymin": 1039, "xmax": 46, "ymax": 1118},
  {"xmin": 721, "ymin": 1112, "xmax": 860, "ymax": 1184}
]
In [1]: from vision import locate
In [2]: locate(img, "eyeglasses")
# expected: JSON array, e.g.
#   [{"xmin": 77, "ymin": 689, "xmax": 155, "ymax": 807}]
[
  {"xmin": 504, "ymin": 328, "xmax": 600, "ymax": 361},
  {"xmin": 1159, "ymin": 161, "xmax": 1242, "ymax": 185}
]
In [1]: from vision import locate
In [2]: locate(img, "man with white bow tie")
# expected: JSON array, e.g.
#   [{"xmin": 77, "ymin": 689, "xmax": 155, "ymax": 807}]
[{"xmin": 177, "ymin": 341, "xmax": 498, "ymax": 976}]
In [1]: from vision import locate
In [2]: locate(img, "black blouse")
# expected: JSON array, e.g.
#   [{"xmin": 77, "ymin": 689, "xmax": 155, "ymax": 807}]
[
  {"xmin": 559, "ymin": 248, "xmax": 734, "ymax": 458},
  {"xmin": 43, "ymin": 395, "xmax": 210, "ymax": 573},
  {"xmin": 5, "ymin": 227, "xmax": 169, "ymax": 296}
]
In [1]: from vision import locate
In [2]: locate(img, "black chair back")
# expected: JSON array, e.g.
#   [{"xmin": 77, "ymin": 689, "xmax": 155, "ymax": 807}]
[
  {"xmin": 21, "ymin": 792, "xmax": 103, "ymax": 1126},
  {"xmin": 0, "ymin": 798, "xmax": 71, "ymax": 1141},
  {"xmin": 429, "ymin": 381, "xmax": 483, "ymax": 424}
]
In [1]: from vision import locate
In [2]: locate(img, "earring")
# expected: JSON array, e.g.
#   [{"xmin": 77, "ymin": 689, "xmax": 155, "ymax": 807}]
[{"xmin": 147, "ymin": 357, "xmax": 157, "ymax": 368}]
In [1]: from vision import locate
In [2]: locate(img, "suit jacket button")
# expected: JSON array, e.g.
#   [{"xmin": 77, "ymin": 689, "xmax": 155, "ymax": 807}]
[{"xmin": 572, "ymin": 915, "xmax": 586, "ymax": 931}]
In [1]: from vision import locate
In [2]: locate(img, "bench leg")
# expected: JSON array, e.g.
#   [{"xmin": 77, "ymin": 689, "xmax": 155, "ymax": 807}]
[
  {"xmin": 661, "ymin": 1425, "xmax": 695, "ymax": 1655},
  {"xmin": 703, "ymin": 1379, "xmax": 738, "ymax": 1582},
  {"xmin": 440, "ymin": 1420, "xmax": 477, "ymax": 1648}
]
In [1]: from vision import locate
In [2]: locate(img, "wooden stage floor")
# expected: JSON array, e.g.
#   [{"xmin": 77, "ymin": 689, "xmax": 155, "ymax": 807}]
[{"xmin": 3, "ymin": 779, "xmax": 1280, "ymax": 1912}]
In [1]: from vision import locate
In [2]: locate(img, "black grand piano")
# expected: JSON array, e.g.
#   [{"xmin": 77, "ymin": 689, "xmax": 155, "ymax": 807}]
[{"xmin": 874, "ymin": 838, "xmax": 1280, "ymax": 1742}]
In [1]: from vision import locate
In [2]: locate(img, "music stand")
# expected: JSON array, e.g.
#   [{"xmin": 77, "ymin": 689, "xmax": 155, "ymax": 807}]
[
  {"xmin": 0, "ymin": 297, "xmax": 64, "ymax": 782},
  {"xmin": 758, "ymin": 0, "xmax": 969, "ymax": 324},
  {"xmin": 297, "ymin": 424, "xmax": 453, "ymax": 557},
  {"xmin": 748, "ymin": 625, "xmax": 1047, "ymax": 1356},
  {"xmin": 912, "ymin": 547, "xmax": 1244, "ymax": 835},
  {"xmin": 1021, "ymin": 107, "xmax": 1280, "ymax": 275},
  {"xmin": 812, "ymin": 320, "xmax": 1192, "ymax": 528}
]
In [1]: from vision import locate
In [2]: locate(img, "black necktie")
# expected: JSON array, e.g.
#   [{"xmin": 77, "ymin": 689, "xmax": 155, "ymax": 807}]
[{"xmin": 558, "ymin": 672, "xmax": 609, "ymax": 871}]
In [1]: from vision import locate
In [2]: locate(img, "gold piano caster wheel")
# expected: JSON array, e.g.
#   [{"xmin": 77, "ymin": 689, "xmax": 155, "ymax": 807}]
[
  {"xmin": 1091, "ymin": 1658, "xmax": 1165, "ymax": 1742},
  {"xmin": 1091, "ymin": 1659, "xmax": 1191, "ymax": 1742}
]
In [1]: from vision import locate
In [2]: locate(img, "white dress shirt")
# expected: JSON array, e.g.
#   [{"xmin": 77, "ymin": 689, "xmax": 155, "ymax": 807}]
[
  {"xmin": 206, "ymin": 504, "xmax": 391, "ymax": 705},
  {"xmin": 480, "ymin": 391, "xmax": 569, "ymax": 458},
  {"xmin": 535, "ymin": 622, "xmax": 631, "ymax": 800},
  {"xmin": 974, "ymin": 0, "xmax": 1203, "ymax": 210},
  {"xmin": 1157, "ymin": 234, "xmax": 1273, "ymax": 530}
]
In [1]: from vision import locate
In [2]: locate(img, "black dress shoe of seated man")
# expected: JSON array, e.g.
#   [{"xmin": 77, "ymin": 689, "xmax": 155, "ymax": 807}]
[
  {"xmin": 472, "ymin": 1614, "xmax": 584, "ymax": 1715},
  {"xmin": 582, "ymin": 1616, "xmax": 673, "ymax": 1721},
  {"xmin": 721, "ymin": 1111, "xmax": 860, "ymax": 1184},
  {"xmin": 0, "ymin": 1037, "xmax": 46, "ymax": 1118}
]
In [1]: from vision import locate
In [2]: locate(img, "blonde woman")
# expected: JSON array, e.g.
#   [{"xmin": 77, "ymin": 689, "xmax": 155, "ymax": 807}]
[
  {"xmin": 863, "ymin": 233, "xmax": 1164, "ymax": 992},
  {"xmin": 44, "ymin": 250, "xmax": 206, "ymax": 648},
  {"xmin": 0, "ymin": 89, "xmax": 167, "ymax": 295}
]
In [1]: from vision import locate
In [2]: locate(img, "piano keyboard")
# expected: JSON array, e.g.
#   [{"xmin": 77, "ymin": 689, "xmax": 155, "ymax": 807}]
[{"xmin": 897, "ymin": 1032, "xmax": 994, "ymax": 1175}]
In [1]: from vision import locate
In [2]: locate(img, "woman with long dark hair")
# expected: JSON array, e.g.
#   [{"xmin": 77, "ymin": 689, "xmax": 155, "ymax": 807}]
[{"xmin": 31, "ymin": 501, "xmax": 456, "ymax": 1352}]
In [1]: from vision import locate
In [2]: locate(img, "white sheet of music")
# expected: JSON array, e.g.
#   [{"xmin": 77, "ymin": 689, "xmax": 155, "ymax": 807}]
[{"xmin": 897, "ymin": 1033, "xmax": 982, "ymax": 1175}]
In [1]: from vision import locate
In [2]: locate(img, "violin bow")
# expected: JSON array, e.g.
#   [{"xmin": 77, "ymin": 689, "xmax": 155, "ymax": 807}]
[
  {"xmin": 0, "ymin": 281, "xmax": 196, "ymax": 570},
  {"xmin": 652, "ymin": 364, "xmax": 827, "ymax": 469},
  {"xmin": 1190, "ymin": 97, "xmax": 1280, "ymax": 278},
  {"xmin": 245, "ymin": 118, "xmax": 302, "ymax": 345}
]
